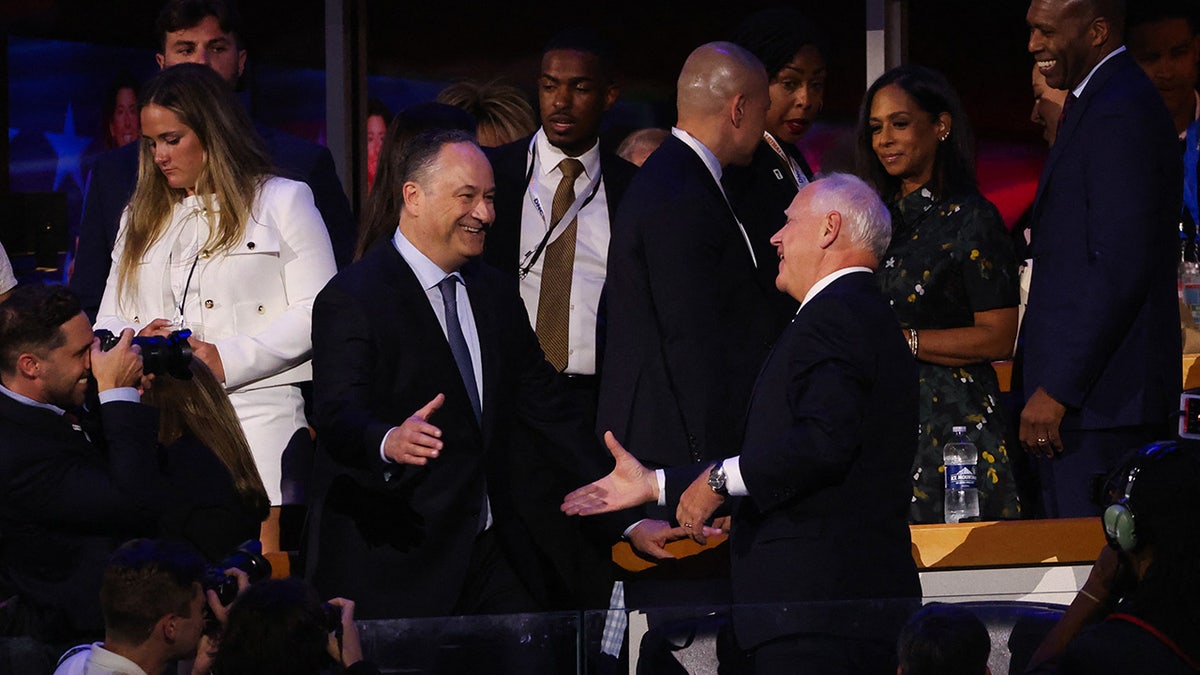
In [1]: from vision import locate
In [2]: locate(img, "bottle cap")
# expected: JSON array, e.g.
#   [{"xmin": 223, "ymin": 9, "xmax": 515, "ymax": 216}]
[{"xmin": 952, "ymin": 426, "xmax": 967, "ymax": 434}]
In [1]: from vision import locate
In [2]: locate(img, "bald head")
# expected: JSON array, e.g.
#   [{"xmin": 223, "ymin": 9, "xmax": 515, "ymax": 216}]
[
  {"xmin": 678, "ymin": 42, "xmax": 768, "ymax": 117},
  {"xmin": 675, "ymin": 41, "xmax": 770, "ymax": 167}
]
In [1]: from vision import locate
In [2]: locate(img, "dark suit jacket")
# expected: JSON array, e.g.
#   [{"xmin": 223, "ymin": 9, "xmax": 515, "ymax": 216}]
[
  {"xmin": 0, "ymin": 396, "xmax": 161, "ymax": 642},
  {"xmin": 70, "ymin": 125, "xmax": 356, "ymax": 320},
  {"xmin": 664, "ymin": 272, "xmax": 921, "ymax": 650},
  {"xmin": 598, "ymin": 135, "xmax": 776, "ymax": 469},
  {"xmin": 479, "ymin": 137, "xmax": 636, "ymax": 608},
  {"xmin": 307, "ymin": 243, "xmax": 617, "ymax": 619},
  {"xmin": 158, "ymin": 434, "xmax": 265, "ymax": 563},
  {"xmin": 723, "ymin": 137, "xmax": 813, "ymax": 329},
  {"xmin": 1021, "ymin": 51, "xmax": 1182, "ymax": 430}
]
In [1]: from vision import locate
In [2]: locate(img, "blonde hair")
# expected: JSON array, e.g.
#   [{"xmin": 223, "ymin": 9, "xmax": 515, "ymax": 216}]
[
  {"xmin": 118, "ymin": 63, "xmax": 271, "ymax": 309},
  {"xmin": 436, "ymin": 79, "xmax": 537, "ymax": 147},
  {"xmin": 143, "ymin": 357, "xmax": 270, "ymax": 519}
]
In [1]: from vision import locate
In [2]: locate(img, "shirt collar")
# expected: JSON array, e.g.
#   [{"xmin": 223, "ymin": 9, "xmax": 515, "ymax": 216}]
[
  {"xmin": 1072, "ymin": 45, "xmax": 1126, "ymax": 98},
  {"xmin": 0, "ymin": 381, "xmax": 66, "ymax": 416},
  {"xmin": 799, "ymin": 267, "xmax": 873, "ymax": 310},
  {"xmin": 671, "ymin": 127, "xmax": 723, "ymax": 184},
  {"xmin": 392, "ymin": 228, "xmax": 463, "ymax": 290},
  {"xmin": 533, "ymin": 128, "xmax": 601, "ymax": 180}
]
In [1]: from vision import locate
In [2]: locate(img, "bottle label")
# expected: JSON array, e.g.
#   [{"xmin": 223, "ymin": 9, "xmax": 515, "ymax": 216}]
[{"xmin": 946, "ymin": 464, "xmax": 977, "ymax": 490}]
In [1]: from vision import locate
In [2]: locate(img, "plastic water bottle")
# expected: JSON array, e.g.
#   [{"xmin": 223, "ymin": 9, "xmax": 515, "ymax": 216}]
[{"xmin": 944, "ymin": 426, "xmax": 980, "ymax": 524}]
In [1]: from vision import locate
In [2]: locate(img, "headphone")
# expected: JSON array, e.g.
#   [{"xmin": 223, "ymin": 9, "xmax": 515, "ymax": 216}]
[{"xmin": 1102, "ymin": 441, "xmax": 1177, "ymax": 552}]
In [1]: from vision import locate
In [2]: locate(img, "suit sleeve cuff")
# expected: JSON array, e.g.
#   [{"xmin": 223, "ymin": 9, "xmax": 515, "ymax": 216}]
[
  {"xmin": 380, "ymin": 426, "xmax": 399, "ymax": 463},
  {"xmin": 98, "ymin": 387, "xmax": 140, "ymax": 405},
  {"xmin": 723, "ymin": 456, "xmax": 748, "ymax": 497}
]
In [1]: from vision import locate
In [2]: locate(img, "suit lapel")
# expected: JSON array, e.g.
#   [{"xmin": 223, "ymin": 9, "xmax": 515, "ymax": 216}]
[
  {"xmin": 1030, "ymin": 52, "xmax": 1126, "ymax": 220},
  {"xmin": 380, "ymin": 245, "xmax": 485, "ymax": 438}
]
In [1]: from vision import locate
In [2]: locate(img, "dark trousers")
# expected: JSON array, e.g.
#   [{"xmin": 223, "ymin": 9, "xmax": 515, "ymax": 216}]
[
  {"xmin": 1039, "ymin": 425, "xmax": 1165, "ymax": 518},
  {"xmin": 451, "ymin": 528, "xmax": 538, "ymax": 616}
]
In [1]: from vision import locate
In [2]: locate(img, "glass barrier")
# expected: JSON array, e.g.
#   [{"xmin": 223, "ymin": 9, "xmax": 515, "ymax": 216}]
[{"xmin": 349, "ymin": 596, "xmax": 1066, "ymax": 674}]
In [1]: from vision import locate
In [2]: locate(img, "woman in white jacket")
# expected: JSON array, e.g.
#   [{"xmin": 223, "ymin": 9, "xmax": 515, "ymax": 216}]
[{"xmin": 95, "ymin": 63, "xmax": 336, "ymax": 508}]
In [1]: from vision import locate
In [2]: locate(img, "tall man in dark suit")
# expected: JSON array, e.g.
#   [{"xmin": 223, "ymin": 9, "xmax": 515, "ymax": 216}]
[
  {"xmin": 307, "ymin": 130, "xmax": 626, "ymax": 620},
  {"xmin": 482, "ymin": 30, "xmax": 637, "ymax": 610},
  {"xmin": 565, "ymin": 173, "xmax": 922, "ymax": 675},
  {"xmin": 598, "ymin": 41, "xmax": 776, "ymax": 477},
  {"xmin": 71, "ymin": 0, "xmax": 356, "ymax": 320},
  {"xmin": 1020, "ymin": 0, "xmax": 1182, "ymax": 517},
  {"xmin": 0, "ymin": 284, "xmax": 156, "ymax": 653}
]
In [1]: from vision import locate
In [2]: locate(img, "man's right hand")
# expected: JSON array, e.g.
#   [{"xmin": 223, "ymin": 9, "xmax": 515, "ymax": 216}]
[
  {"xmin": 383, "ymin": 394, "xmax": 446, "ymax": 465},
  {"xmin": 90, "ymin": 328, "xmax": 143, "ymax": 392},
  {"xmin": 561, "ymin": 431, "xmax": 659, "ymax": 515}
]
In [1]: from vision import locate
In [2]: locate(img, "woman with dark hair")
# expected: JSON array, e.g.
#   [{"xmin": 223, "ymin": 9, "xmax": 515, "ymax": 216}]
[
  {"xmin": 365, "ymin": 98, "xmax": 393, "ymax": 195},
  {"xmin": 212, "ymin": 578, "xmax": 376, "ymax": 675},
  {"xmin": 856, "ymin": 64, "xmax": 1021, "ymax": 523},
  {"xmin": 727, "ymin": 7, "xmax": 829, "ymax": 325},
  {"xmin": 354, "ymin": 101, "xmax": 477, "ymax": 260},
  {"xmin": 143, "ymin": 358, "xmax": 269, "ymax": 561},
  {"xmin": 103, "ymin": 75, "xmax": 141, "ymax": 150},
  {"xmin": 94, "ymin": 63, "xmax": 337, "ymax": 510}
]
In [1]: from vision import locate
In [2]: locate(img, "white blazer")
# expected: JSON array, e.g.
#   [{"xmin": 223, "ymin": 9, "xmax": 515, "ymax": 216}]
[{"xmin": 96, "ymin": 177, "xmax": 337, "ymax": 392}]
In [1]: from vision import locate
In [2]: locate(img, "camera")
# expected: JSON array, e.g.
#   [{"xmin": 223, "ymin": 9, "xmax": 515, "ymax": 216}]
[
  {"xmin": 203, "ymin": 539, "xmax": 273, "ymax": 606},
  {"xmin": 94, "ymin": 328, "xmax": 194, "ymax": 379}
]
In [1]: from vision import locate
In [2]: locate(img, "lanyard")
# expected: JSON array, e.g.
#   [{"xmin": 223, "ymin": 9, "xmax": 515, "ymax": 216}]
[
  {"xmin": 762, "ymin": 132, "xmax": 808, "ymax": 190},
  {"xmin": 518, "ymin": 139, "xmax": 602, "ymax": 279}
]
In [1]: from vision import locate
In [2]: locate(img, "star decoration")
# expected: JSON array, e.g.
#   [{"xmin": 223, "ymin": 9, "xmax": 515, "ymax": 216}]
[{"xmin": 44, "ymin": 102, "xmax": 93, "ymax": 192}]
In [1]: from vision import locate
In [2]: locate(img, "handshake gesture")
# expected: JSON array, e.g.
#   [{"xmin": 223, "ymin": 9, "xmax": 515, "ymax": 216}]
[{"xmin": 562, "ymin": 432, "xmax": 726, "ymax": 549}]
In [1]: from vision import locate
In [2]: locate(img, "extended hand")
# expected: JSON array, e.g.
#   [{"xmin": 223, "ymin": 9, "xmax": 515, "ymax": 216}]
[
  {"xmin": 677, "ymin": 466, "xmax": 725, "ymax": 545},
  {"xmin": 561, "ymin": 431, "xmax": 658, "ymax": 515},
  {"xmin": 1020, "ymin": 386, "xmax": 1067, "ymax": 457},
  {"xmin": 383, "ymin": 394, "xmax": 445, "ymax": 465}
]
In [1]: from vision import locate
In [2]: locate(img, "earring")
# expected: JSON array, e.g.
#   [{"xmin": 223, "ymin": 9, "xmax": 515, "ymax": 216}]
[{"xmin": 939, "ymin": 133, "xmax": 949, "ymax": 142}]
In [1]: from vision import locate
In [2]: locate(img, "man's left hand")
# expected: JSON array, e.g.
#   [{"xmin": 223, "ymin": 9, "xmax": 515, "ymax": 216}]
[
  {"xmin": 1020, "ymin": 386, "xmax": 1067, "ymax": 457},
  {"xmin": 677, "ymin": 466, "xmax": 725, "ymax": 545}
]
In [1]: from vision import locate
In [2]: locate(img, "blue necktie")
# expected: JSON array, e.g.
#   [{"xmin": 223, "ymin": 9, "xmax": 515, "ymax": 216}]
[{"xmin": 437, "ymin": 275, "xmax": 482, "ymax": 424}]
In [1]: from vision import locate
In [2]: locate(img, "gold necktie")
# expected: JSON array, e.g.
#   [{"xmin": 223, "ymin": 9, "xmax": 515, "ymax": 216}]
[{"xmin": 535, "ymin": 158, "xmax": 584, "ymax": 371}]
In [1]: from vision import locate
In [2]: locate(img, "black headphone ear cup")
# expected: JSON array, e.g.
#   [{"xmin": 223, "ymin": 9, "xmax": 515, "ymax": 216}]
[{"xmin": 1104, "ymin": 502, "xmax": 1138, "ymax": 552}]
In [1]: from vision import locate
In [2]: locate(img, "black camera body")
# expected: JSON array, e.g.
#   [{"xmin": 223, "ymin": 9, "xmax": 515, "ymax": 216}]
[
  {"xmin": 94, "ymin": 328, "xmax": 194, "ymax": 379},
  {"xmin": 203, "ymin": 539, "xmax": 273, "ymax": 606}
]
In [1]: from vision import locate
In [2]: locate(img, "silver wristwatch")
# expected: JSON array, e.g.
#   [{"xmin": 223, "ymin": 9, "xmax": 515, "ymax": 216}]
[{"xmin": 707, "ymin": 464, "xmax": 729, "ymax": 496}]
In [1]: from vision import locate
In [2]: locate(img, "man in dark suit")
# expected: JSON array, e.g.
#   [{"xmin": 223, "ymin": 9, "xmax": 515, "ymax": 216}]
[
  {"xmin": 0, "ymin": 284, "xmax": 157, "ymax": 651},
  {"xmin": 564, "ymin": 173, "xmax": 922, "ymax": 674},
  {"xmin": 598, "ymin": 41, "xmax": 776, "ymax": 476},
  {"xmin": 484, "ymin": 29, "xmax": 635, "ymax": 403},
  {"xmin": 307, "ymin": 129, "xmax": 625, "ymax": 620},
  {"xmin": 1020, "ymin": 0, "xmax": 1182, "ymax": 517},
  {"xmin": 71, "ymin": 0, "xmax": 356, "ymax": 320},
  {"xmin": 482, "ymin": 30, "xmax": 636, "ymax": 610}
]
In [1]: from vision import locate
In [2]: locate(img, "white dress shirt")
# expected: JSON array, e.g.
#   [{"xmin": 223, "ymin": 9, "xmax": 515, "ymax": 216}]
[{"xmin": 518, "ymin": 129, "xmax": 610, "ymax": 375}]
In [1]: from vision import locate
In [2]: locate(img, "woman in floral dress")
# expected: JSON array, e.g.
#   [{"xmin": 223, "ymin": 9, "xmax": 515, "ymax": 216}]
[{"xmin": 856, "ymin": 64, "xmax": 1021, "ymax": 522}]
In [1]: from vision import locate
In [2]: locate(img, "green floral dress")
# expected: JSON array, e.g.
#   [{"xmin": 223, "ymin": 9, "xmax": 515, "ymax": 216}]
[{"xmin": 878, "ymin": 185, "xmax": 1022, "ymax": 523}]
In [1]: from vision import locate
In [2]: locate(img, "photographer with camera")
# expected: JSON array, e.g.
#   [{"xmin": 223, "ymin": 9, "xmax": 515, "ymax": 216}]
[
  {"xmin": 0, "ymin": 284, "xmax": 162, "ymax": 667},
  {"xmin": 54, "ymin": 539, "xmax": 219, "ymax": 675},
  {"xmin": 211, "ymin": 578, "xmax": 378, "ymax": 675}
]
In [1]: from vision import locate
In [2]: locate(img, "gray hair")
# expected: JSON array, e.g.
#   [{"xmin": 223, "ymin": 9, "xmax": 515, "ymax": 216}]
[{"xmin": 808, "ymin": 172, "xmax": 892, "ymax": 261}]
